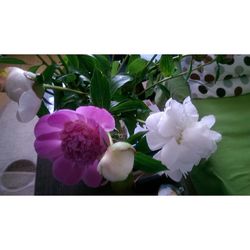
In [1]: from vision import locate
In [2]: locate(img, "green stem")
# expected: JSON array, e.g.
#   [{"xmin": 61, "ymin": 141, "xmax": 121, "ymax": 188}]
[
  {"xmin": 138, "ymin": 58, "xmax": 217, "ymax": 96},
  {"xmin": 43, "ymin": 84, "xmax": 87, "ymax": 95}
]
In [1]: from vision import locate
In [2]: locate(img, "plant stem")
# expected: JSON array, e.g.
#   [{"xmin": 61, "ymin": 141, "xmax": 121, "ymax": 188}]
[
  {"xmin": 43, "ymin": 84, "xmax": 87, "ymax": 95},
  {"xmin": 138, "ymin": 58, "xmax": 216, "ymax": 96}
]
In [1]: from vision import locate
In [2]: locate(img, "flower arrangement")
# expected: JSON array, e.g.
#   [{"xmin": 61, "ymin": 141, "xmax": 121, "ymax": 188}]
[{"xmin": 0, "ymin": 55, "xmax": 222, "ymax": 195}]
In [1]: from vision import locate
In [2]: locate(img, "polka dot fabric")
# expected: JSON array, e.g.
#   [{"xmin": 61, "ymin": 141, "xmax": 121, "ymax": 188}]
[{"xmin": 181, "ymin": 55, "xmax": 250, "ymax": 99}]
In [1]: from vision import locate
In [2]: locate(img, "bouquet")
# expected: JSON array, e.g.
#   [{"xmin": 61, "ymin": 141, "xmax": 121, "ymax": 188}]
[{"xmin": 0, "ymin": 55, "xmax": 222, "ymax": 195}]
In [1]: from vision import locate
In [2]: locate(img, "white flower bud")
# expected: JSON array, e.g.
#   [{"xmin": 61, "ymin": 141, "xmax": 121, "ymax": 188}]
[
  {"xmin": 2, "ymin": 67, "xmax": 41, "ymax": 122},
  {"xmin": 97, "ymin": 142, "xmax": 135, "ymax": 182}
]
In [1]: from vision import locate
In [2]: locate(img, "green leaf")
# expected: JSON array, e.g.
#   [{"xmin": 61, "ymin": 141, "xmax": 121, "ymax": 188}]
[
  {"xmin": 110, "ymin": 74, "xmax": 133, "ymax": 96},
  {"xmin": 0, "ymin": 57, "xmax": 26, "ymax": 64},
  {"xmin": 37, "ymin": 101, "xmax": 50, "ymax": 117},
  {"xmin": 95, "ymin": 55, "xmax": 111, "ymax": 76},
  {"xmin": 158, "ymin": 83, "xmax": 170, "ymax": 98},
  {"xmin": 110, "ymin": 100, "xmax": 148, "ymax": 114},
  {"xmin": 134, "ymin": 152, "xmax": 167, "ymax": 173},
  {"xmin": 127, "ymin": 131, "xmax": 146, "ymax": 145},
  {"xmin": 159, "ymin": 55, "xmax": 175, "ymax": 77},
  {"xmin": 57, "ymin": 74, "xmax": 76, "ymax": 83},
  {"xmin": 66, "ymin": 55, "xmax": 79, "ymax": 69},
  {"xmin": 90, "ymin": 69, "xmax": 111, "ymax": 109},
  {"xmin": 28, "ymin": 65, "xmax": 41, "ymax": 73},
  {"xmin": 111, "ymin": 61, "xmax": 120, "ymax": 77},
  {"xmin": 127, "ymin": 58, "xmax": 147, "ymax": 75},
  {"xmin": 42, "ymin": 64, "xmax": 57, "ymax": 84}
]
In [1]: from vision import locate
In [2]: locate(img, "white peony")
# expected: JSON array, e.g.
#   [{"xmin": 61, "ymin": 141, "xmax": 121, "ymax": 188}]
[
  {"xmin": 145, "ymin": 96, "xmax": 222, "ymax": 182},
  {"xmin": 1, "ymin": 67, "xmax": 42, "ymax": 122},
  {"xmin": 97, "ymin": 142, "xmax": 135, "ymax": 182}
]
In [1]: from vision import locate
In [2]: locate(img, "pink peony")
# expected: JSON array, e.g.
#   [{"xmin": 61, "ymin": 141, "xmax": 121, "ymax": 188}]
[{"xmin": 34, "ymin": 106, "xmax": 115, "ymax": 187}]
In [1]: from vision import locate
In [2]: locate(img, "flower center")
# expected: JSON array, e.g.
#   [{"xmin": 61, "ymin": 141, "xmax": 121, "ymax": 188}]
[
  {"xmin": 176, "ymin": 130, "xmax": 183, "ymax": 145},
  {"xmin": 61, "ymin": 120, "xmax": 106, "ymax": 163}
]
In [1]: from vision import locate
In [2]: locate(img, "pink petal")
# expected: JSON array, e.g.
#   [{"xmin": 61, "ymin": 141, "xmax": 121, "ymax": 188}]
[
  {"xmin": 76, "ymin": 106, "xmax": 115, "ymax": 132},
  {"xmin": 34, "ymin": 114, "xmax": 61, "ymax": 137},
  {"xmin": 47, "ymin": 109, "xmax": 79, "ymax": 129},
  {"xmin": 52, "ymin": 156, "xmax": 82, "ymax": 185},
  {"xmin": 82, "ymin": 160, "xmax": 102, "ymax": 188},
  {"xmin": 34, "ymin": 139, "xmax": 63, "ymax": 161}
]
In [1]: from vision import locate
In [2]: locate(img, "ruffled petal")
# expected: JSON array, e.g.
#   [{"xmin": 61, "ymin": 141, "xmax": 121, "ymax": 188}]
[
  {"xmin": 76, "ymin": 106, "xmax": 115, "ymax": 132},
  {"xmin": 52, "ymin": 156, "xmax": 82, "ymax": 185},
  {"xmin": 82, "ymin": 160, "xmax": 102, "ymax": 188},
  {"xmin": 34, "ymin": 114, "xmax": 61, "ymax": 137},
  {"xmin": 16, "ymin": 89, "xmax": 41, "ymax": 122},
  {"xmin": 145, "ymin": 111, "xmax": 163, "ymax": 130},
  {"xmin": 47, "ymin": 109, "xmax": 79, "ymax": 129},
  {"xmin": 183, "ymin": 96, "xmax": 199, "ymax": 122},
  {"xmin": 160, "ymin": 138, "xmax": 180, "ymax": 171},
  {"xmin": 200, "ymin": 115, "xmax": 215, "ymax": 128},
  {"xmin": 146, "ymin": 131, "xmax": 167, "ymax": 151},
  {"xmin": 34, "ymin": 139, "xmax": 63, "ymax": 161}
]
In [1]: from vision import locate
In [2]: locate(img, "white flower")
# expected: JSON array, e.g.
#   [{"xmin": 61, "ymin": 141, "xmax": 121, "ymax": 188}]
[
  {"xmin": 97, "ymin": 142, "xmax": 135, "ymax": 182},
  {"xmin": 1, "ymin": 67, "xmax": 42, "ymax": 122},
  {"xmin": 145, "ymin": 96, "xmax": 222, "ymax": 182}
]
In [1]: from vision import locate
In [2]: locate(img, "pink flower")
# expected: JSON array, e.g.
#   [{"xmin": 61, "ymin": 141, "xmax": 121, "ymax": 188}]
[{"xmin": 34, "ymin": 106, "xmax": 115, "ymax": 187}]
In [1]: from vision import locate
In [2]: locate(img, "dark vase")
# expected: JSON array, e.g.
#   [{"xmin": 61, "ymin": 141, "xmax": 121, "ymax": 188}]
[{"xmin": 35, "ymin": 157, "xmax": 189, "ymax": 195}]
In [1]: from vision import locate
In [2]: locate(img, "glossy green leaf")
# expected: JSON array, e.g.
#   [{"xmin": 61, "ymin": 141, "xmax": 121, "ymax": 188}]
[
  {"xmin": 66, "ymin": 55, "xmax": 79, "ymax": 69},
  {"xmin": 134, "ymin": 152, "xmax": 167, "ymax": 173},
  {"xmin": 42, "ymin": 64, "xmax": 57, "ymax": 84},
  {"xmin": 110, "ymin": 99, "xmax": 148, "ymax": 114},
  {"xmin": 0, "ymin": 57, "xmax": 26, "ymax": 64},
  {"xmin": 90, "ymin": 69, "xmax": 111, "ymax": 109},
  {"xmin": 127, "ymin": 58, "xmax": 147, "ymax": 75},
  {"xmin": 111, "ymin": 61, "xmax": 120, "ymax": 77},
  {"xmin": 110, "ymin": 74, "xmax": 133, "ymax": 96},
  {"xmin": 159, "ymin": 55, "xmax": 175, "ymax": 77}
]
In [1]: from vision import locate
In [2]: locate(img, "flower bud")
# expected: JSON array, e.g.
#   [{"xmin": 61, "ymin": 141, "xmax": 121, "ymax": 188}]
[
  {"xmin": 97, "ymin": 142, "xmax": 135, "ymax": 182},
  {"xmin": 1, "ymin": 67, "xmax": 41, "ymax": 122}
]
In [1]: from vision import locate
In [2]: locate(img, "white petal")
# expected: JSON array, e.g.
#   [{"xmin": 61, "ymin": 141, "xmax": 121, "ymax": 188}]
[
  {"xmin": 183, "ymin": 96, "xmax": 199, "ymax": 122},
  {"xmin": 160, "ymin": 138, "xmax": 181, "ymax": 171},
  {"xmin": 146, "ymin": 131, "xmax": 167, "ymax": 151},
  {"xmin": 17, "ymin": 89, "xmax": 41, "ymax": 122},
  {"xmin": 158, "ymin": 113, "xmax": 179, "ymax": 138},
  {"xmin": 182, "ymin": 125, "xmax": 217, "ymax": 159},
  {"xmin": 209, "ymin": 130, "xmax": 222, "ymax": 142},
  {"xmin": 166, "ymin": 169, "xmax": 183, "ymax": 182},
  {"xmin": 97, "ymin": 142, "xmax": 135, "ymax": 182},
  {"xmin": 200, "ymin": 115, "xmax": 215, "ymax": 128},
  {"xmin": 134, "ymin": 123, "xmax": 147, "ymax": 134},
  {"xmin": 145, "ymin": 111, "xmax": 164, "ymax": 130}
]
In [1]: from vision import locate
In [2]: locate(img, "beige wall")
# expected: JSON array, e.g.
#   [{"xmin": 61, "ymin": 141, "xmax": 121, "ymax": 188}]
[{"xmin": 0, "ymin": 55, "xmax": 60, "ymax": 72}]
